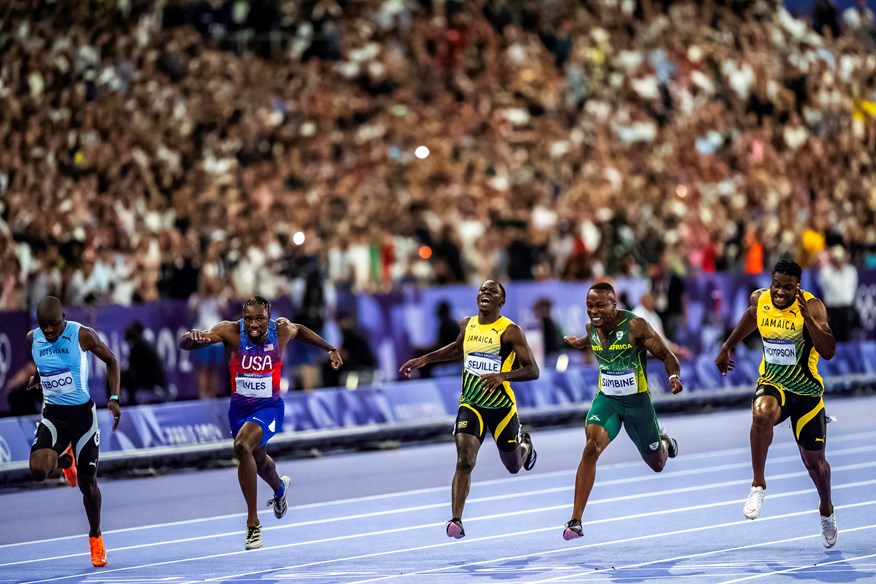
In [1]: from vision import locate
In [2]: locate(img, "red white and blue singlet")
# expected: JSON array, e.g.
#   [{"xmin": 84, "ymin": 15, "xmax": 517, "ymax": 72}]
[{"xmin": 227, "ymin": 319, "xmax": 284, "ymax": 444}]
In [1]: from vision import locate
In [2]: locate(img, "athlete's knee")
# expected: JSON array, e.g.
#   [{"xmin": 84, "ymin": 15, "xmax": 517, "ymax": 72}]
[
  {"xmin": 455, "ymin": 453, "xmax": 476, "ymax": 474},
  {"xmin": 582, "ymin": 438, "xmax": 603, "ymax": 462},
  {"xmin": 78, "ymin": 474, "xmax": 98, "ymax": 495},
  {"xmin": 233, "ymin": 438, "xmax": 257, "ymax": 458}
]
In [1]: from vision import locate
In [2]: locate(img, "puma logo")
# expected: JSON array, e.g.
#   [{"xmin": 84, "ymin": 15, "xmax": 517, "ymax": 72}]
[
  {"xmin": 492, "ymin": 328, "xmax": 501, "ymax": 334},
  {"xmin": 815, "ymin": 437, "xmax": 824, "ymax": 442},
  {"xmin": 789, "ymin": 310, "xmax": 797, "ymax": 317}
]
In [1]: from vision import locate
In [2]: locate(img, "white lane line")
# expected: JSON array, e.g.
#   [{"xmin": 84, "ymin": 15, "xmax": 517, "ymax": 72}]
[
  {"xmin": 352, "ymin": 500, "xmax": 876, "ymax": 584},
  {"xmin": 529, "ymin": 524, "xmax": 876, "ymax": 583},
  {"xmin": 4, "ymin": 435, "xmax": 873, "ymax": 551},
  {"xmin": 715, "ymin": 552, "xmax": 876, "ymax": 584},
  {"xmin": 3, "ymin": 458, "xmax": 876, "ymax": 569},
  {"xmin": 13, "ymin": 492, "xmax": 876, "ymax": 583}
]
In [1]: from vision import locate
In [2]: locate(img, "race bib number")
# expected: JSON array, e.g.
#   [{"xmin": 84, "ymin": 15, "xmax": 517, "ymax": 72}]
[
  {"xmin": 40, "ymin": 368, "xmax": 76, "ymax": 396},
  {"xmin": 600, "ymin": 369, "xmax": 638, "ymax": 396},
  {"xmin": 235, "ymin": 372, "xmax": 273, "ymax": 398},
  {"xmin": 763, "ymin": 338, "xmax": 797, "ymax": 366},
  {"xmin": 464, "ymin": 352, "xmax": 501, "ymax": 376}
]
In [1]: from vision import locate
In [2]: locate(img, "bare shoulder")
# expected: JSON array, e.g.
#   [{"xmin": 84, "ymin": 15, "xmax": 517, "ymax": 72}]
[
  {"xmin": 750, "ymin": 288, "xmax": 767, "ymax": 306},
  {"xmin": 275, "ymin": 317, "xmax": 299, "ymax": 337},
  {"xmin": 26, "ymin": 330, "xmax": 34, "ymax": 345}
]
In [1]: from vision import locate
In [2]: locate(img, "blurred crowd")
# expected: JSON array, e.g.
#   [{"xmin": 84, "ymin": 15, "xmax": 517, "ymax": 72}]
[{"xmin": 2, "ymin": 0, "xmax": 876, "ymax": 314}]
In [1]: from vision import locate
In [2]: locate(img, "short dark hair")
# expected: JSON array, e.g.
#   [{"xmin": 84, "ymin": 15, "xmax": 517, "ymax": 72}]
[
  {"xmin": 496, "ymin": 281, "xmax": 506, "ymax": 301},
  {"xmin": 773, "ymin": 257, "xmax": 802, "ymax": 280},
  {"xmin": 589, "ymin": 282, "xmax": 616, "ymax": 295},
  {"xmin": 243, "ymin": 296, "xmax": 271, "ymax": 314}
]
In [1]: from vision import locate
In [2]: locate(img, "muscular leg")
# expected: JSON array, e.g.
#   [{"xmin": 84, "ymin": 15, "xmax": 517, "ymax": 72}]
[
  {"xmin": 451, "ymin": 433, "xmax": 482, "ymax": 519},
  {"xmin": 498, "ymin": 441, "xmax": 529, "ymax": 474},
  {"xmin": 800, "ymin": 446, "xmax": 833, "ymax": 517},
  {"xmin": 751, "ymin": 395, "xmax": 781, "ymax": 489},
  {"xmin": 570, "ymin": 424, "xmax": 611, "ymax": 521},
  {"xmin": 640, "ymin": 439, "xmax": 669, "ymax": 472},
  {"xmin": 29, "ymin": 448, "xmax": 60, "ymax": 482},
  {"xmin": 79, "ymin": 473, "xmax": 102, "ymax": 537},
  {"xmin": 253, "ymin": 446, "xmax": 282, "ymax": 493},
  {"xmin": 234, "ymin": 422, "xmax": 265, "ymax": 528}
]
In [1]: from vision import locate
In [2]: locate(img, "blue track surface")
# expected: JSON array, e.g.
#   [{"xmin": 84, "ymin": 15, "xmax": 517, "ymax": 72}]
[{"xmin": 1, "ymin": 395, "xmax": 875, "ymax": 583}]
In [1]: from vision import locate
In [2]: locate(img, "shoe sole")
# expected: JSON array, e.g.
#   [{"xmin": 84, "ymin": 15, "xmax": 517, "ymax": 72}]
[
  {"xmin": 743, "ymin": 509, "xmax": 760, "ymax": 520},
  {"xmin": 563, "ymin": 528, "xmax": 582, "ymax": 541},
  {"xmin": 91, "ymin": 559, "xmax": 108, "ymax": 567},
  {"xmin": 446, "ymin": 523, "xmax": 465, "ymax": 539},
  {"xmin": 524, "ymin": 449, "xmax": 537, "ymax": 471},
  {"xmin": 245, "ymin": 542, "xmax": 263, "ymax": 550}
]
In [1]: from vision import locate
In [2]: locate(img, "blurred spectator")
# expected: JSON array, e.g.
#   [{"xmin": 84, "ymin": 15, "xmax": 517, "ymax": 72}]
[
  {"xmin": 188, "ymin": 275, "xmax": 229, "ymax": 398},
  {"xmin": 817, "ymin": 245, "xmax": 860, "ymax": 342},
  {"xmin": 3, "ymin": 362, "xmax": 40, "ymax": 416},
  {"xmin": 812, "ymin": 0, "xmax": 841, "ymax": 39},
  {"xmin": 411, "ymin": 300, "xmax": 461, "ymax": 379},
  {"xmin": 325, "ymin": 311, "xmax": 378, "ymax": 388},
  {"xmin": 842, "ymin": 0, "xmax": 875, "ymax": 46},
  {"xmin": 1, "ymin": 0, "xmax": 876, "ymax": 310},
  {"xmin": 288, "ymin": 258, "xmax": 334, "ymax": 390},
  {"xmin": 633, "ymin": 292, "xmax": 692, "ymax": 359},
  {"xmin": 532, "ymin": 297, "xmax": 566, "ymax": 366},
  {"xmin": 649, "ymin": 254, "xmax": 687, "ymax": 345},
  {"xmin": 119, "ymin": 321, "xmax": 172, "ymax": 405}
]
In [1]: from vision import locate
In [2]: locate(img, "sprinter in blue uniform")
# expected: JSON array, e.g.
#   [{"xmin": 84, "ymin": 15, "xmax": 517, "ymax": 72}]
[{"xmin": 28, "ymin": 296, "xmax": 121, "ymax": 568}]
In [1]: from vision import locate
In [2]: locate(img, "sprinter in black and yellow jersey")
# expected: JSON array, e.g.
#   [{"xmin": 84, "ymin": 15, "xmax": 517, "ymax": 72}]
[
  {"xmin": 716, "ymin": 258, "xmax": 838, "ymax": 548},
  {"xmin": 399, "ymin": 280, "xmax": 539, "ymax": 539},
  {"xmin": 561, "ymin": 282, "xmax": 683, "ymax": 541}
]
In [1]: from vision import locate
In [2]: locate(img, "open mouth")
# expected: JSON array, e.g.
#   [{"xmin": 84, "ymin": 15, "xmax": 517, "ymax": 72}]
[{"xmin": 479, "ymin": 296, "xmax": 491, "ymax": 306}]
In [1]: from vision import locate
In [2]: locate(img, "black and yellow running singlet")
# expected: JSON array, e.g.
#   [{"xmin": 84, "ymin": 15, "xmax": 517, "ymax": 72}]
[
  {"xmin": 755, "ymin": 290, "xmax": 824, "ymax": 396},
  {"xmin": 460, "ymin": 316, "xmax": 517, "ymax": 408}
]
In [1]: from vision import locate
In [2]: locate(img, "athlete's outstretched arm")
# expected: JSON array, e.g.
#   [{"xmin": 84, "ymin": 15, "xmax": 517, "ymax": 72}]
[
  {"xmin": 399, "ymin": 318, "xmax": 468, "ymax": 377},
  {"xmin": 479, "ymin": 324, "xmax": 540, "ymax": 391},
  {"xmin": 798, "ymin": 290, "xmax": 836, "ymax": 360},
  {"xmin": 715, "ymin": 289, "xmax": 762, "ymax": 375},
  {"xmin": 632, "ymin": 318, "xmax": 682, "ymax": 395},
  {"xmin": 279, "ymin": 319, "xmax": 343, "ymax": 370},
  {"xmin": 179, "ymin": 321, "xmax": 237, "ymax": 350},
  {"xmin": 80, "ymin": 326, "xmax": 122, "ymax": 430},
  {"xmin": 563, "ymin": 324, "xmax": 591, "ymax": 350}
]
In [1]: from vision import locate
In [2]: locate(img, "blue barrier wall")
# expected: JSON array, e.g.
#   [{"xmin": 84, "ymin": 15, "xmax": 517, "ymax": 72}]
[
  {"xmin": 2, "ymin": 341, "xmax": 874, "ymax": 470},
  {"xmin": 4, "ymin": 272, "xmax": 876, "ymax": 415}
]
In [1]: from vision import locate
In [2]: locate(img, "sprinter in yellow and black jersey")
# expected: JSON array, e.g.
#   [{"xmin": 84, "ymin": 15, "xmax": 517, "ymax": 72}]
[
  {"xmin": 716, "ymin": 258, "xmax": 838, "ymax": 548},
  {"xmin": 399, "ymin": 280, "xmax": 539, "ymax": 540}
]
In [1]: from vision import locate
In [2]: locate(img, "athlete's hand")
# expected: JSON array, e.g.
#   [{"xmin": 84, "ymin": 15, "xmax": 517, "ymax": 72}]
[
  {"xmin": 399, "ymin": 357, "xmax": 426, "ymax": 378},
  {"xmin": 796, "ymin": 289, "xmax": 811, "ymax": 321},
  {"xmin": 108, "ymin": 400, "xmax": 121, "ymax": 431},
  {"xmin": 328, "ymin": 349, "xmax": 343, "ymax": 370},
  {"xmin": 188, "ymin": 330, "xmax": 212, "ymax": 344},
  {"xmin": 669, "ymin": 377, "xmax": 683, "ymax": 394},
  {"xmin": 26, "ymin": 375, "xmax": 40, "ymax": 391},
  {"xmin": 715, "ymin": 348, "xmax": 735, "ymax": 375},
  {"xmin": 564, "ymin": 335, "xmax": 588, "ymax": 349},
  {"xmin": 479, "ymin": 373, "xmax": 506, "ymax": 391}
]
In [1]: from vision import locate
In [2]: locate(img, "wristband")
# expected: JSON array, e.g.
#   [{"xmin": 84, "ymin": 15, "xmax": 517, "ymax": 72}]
[
  {"xmin": 668, "ymin": 374, "xmax": 681, "ymax": 382},
  {"xmin": 109, "ymin": 395, "xmax": 120, "ymax": 401}
]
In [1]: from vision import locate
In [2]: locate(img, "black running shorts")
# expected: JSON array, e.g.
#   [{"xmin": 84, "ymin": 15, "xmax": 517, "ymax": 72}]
[
  {"xmin": 453, "ymin": 403, "xmax": 521, "ymax": 452},
  {"xmin": 32, "ymin": 400, "xmax": 101, "ymax": 475},
  {"xmin": 754, "ymin": 384, "xmax": 827, "ymax": 451}
]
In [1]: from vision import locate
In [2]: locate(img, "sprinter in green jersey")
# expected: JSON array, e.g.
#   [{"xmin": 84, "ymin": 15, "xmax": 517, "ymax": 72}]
[{"xmin": 561, "ymin": 282, "xmax": 683, "ymax": 540}]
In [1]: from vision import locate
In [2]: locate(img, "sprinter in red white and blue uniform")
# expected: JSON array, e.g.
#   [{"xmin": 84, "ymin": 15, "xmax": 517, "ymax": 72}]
[{"xmin": 180, "ymin": 296, "xmax": 343, "ymax": 550}]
